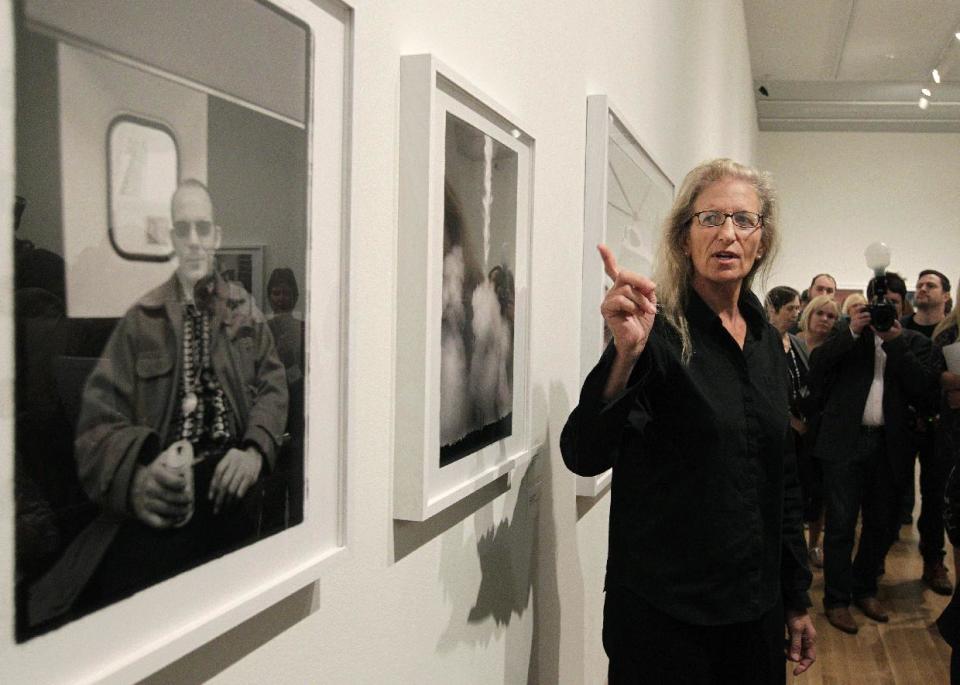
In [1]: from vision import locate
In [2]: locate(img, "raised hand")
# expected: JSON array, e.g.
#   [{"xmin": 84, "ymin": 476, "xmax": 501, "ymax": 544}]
[{"xmin": 598, "ymin": 244, "xmax": 657, "ymax": 362}]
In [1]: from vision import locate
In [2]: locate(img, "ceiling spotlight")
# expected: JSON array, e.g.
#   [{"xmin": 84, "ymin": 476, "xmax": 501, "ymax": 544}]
[
  {"xmin": 922, "ymin": 88, "xmax": 932, "ymax": 97},
  {"xmin": 919, "ymin": 96, "xmax": 930, "ymax": 110},
  {"xmin": 956, "ymin": 31, "xmax": 960, "ymax": 41},
  {"xmin": 933, "ymin": 69, "xmax": 941, "ymax": 84}
]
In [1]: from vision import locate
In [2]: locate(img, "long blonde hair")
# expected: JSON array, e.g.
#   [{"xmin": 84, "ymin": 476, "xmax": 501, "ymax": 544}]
[
  {"xmin": 799, "ymin": 294, "xmax": 840, "ymax": 332},
  {"xmin": 841, "ymin": 293, "xmax": 866, "ymax": 317},
  {"xmin": 934, "ymin": 278, "xmax": 960, "ymax": 340},
  {"xmin": 653, "ymin": 158, "xmax": 780, "ymax": 362}
]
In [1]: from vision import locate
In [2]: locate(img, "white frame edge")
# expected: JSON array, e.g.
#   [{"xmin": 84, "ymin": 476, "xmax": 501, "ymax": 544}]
[
  {"xmin": 394, "ymin": 53, "xmax": 536, "ymax": 521},
  {"xmin": 576, "ymin": 95, "xmax": 672, "ymax": 498},
  {"xmin": 1, "ymin": 0, "xmax": 354, "ymax": 681}
]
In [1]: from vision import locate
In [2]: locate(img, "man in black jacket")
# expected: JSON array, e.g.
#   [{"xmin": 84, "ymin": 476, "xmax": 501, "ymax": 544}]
[
  {"xmin": 809, "ymin": 273, "xmax": 934, "ymax": 634},
  {"xmin": 901, "ymin": 270, "xmax": 952, "ymax": 595}
]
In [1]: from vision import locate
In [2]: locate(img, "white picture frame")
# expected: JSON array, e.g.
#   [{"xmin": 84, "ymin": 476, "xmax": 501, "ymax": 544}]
[
  {"xmin": 2, "ymin": 0, "xmax": 352, "ymax": 682},
  {"xmin": 394, "ymin": 54, "xmax": 536, "ymax": 521},
  {"xmin": 577, "ymin": 95, "xmax": 674, "ymax": 497}
]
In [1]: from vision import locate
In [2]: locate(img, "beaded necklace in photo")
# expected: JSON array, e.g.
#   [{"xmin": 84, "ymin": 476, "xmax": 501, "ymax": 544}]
[{"xmin": 177, "ymin": 303, "xmax": 232, "ymax": 451}]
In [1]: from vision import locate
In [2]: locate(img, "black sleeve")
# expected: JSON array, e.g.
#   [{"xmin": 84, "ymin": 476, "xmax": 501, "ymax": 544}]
[
  {"xmin": 883, "ymin": 331, "xmax": 936, "ymax": 410},
  {"xmin": 560, "ymin": 342, "xmax": 653, "ymax": 477},
  {"xmin": 806, "ymin": 324, "xmax": 857, "ymax": 409},
  {"xmin": 779, "ymin": 425, "xmax": 813, "ymax": 611}
]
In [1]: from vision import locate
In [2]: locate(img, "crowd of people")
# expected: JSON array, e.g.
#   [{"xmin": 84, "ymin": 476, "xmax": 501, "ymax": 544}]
[
  {"xmin": 562, "ymin": 156, "xmax": 959, "ymax": 683},
  {"xmin": 765, "ymin": 268, "xmax": 956, "ymax": 642}
]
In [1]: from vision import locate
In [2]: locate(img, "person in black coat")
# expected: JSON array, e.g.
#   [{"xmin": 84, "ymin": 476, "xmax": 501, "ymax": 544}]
[
  {"xmin": 562, "ymin": 158, "xmax": 815, "ymax": 684},
  {"xmin": 808, "ymin": 272, "xmax": 935, "ymax": 634}
]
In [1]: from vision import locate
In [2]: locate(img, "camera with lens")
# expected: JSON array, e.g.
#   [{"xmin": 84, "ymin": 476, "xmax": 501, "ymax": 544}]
[
  {"xmin": 864, "ymin": 242, "xmax": 896, "ymax": 332},
  {"xmin": 867, "ymin": 276, "xmax": 898, "ymax": 332}
]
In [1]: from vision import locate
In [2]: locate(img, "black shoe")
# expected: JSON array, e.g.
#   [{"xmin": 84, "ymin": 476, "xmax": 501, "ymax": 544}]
[{"xmin": 923, "ymin": 562, "xmax": 954, "ymax": 596}]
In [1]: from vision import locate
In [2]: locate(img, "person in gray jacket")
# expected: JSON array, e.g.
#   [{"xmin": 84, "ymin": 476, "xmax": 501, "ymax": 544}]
[{"xmin": 28, "ymin": 180, "xmax": 287, "ymax": 627}]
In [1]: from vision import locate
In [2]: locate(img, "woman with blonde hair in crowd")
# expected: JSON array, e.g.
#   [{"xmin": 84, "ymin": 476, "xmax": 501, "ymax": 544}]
[
  {"xmin": 798, "ymin": 294, "xmax": 840, "ymax": 353},
  {"xmin": 933, "ymin": 284, "xmax": 960, "ymax": 682},
  {"xmin": 841, "ymin": 293, "xmax": 867, "ymax": 318},
  {"xmin": 793, "ymin": 294, "xmax": 841, "ymax": 566}
]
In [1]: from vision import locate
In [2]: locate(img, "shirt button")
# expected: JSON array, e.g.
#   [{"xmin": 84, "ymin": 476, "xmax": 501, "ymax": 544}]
[{"xmin": 745, "ymin": 395, "xmax": 753, "ymax": 403}]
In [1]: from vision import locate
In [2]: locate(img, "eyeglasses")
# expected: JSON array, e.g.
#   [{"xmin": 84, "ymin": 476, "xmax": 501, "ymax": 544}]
[
  {"xmin": 691, "ymin": 210, "xmax": 763, "ymax": 232},
  {"xmin": 173, "ymin": 220, "xmax": 214, "ymax": 239}
]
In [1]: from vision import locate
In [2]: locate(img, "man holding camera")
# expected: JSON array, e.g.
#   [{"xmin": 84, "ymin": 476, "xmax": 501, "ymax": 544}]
[{"xmin": 809, "ymin": 272, "xmax": 935, "ymax": 634}]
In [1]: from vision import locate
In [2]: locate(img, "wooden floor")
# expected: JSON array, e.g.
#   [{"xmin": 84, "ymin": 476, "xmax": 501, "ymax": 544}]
[{"xmin": 788, "ymin": 506, "xmax": 954, "ymax": 684}]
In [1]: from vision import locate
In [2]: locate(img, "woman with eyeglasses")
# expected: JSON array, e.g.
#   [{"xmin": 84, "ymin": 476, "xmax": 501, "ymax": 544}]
[
  {"xmin": 562, "ymin": 158, "xmax": 815, "ymax": 683},
  {"xmin": 766, "ymin": 287, "xmax": 827, "ymax": 570}
]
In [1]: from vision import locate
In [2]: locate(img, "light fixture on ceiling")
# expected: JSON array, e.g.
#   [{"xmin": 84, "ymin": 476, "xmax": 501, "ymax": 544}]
[
  {"xmin": 921, "ymin": 87, "xmax": 932, "ymax": 97},
  {"xmin": 919, "ymin": 96, "xmax": 930, "ymax": 110},
  {"xmin": 956, "ymin": 31, "xmax": 960, "ymax": 41},
  {"xmin": 933, "ymin": 68, "xmax": 941, "ymax": 83}
]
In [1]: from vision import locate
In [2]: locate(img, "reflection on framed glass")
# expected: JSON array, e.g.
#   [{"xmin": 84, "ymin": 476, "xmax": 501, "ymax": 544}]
[
  {"xmin": 578, "ymin": 95, "xmax": 674, "ymax": 497},
  {"xmin": 3, "ymin": 0, "xmax": 351, "ymax": 681},
  {"xmin": 107, "ymin": 115, "xmax": 179, "ymax": 261},
  {"xmin": 216, "ymin": 245, "xmax": 266, "ymax": 310},
  {"xmin": 394, "ymin": 54, "xmax": 536, "ymax": 521}
]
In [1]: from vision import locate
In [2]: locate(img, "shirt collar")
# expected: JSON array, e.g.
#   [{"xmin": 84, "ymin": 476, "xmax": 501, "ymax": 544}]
[{"xmin": 685, "ymin": 286, "xmax": 768, "ymax": 339}]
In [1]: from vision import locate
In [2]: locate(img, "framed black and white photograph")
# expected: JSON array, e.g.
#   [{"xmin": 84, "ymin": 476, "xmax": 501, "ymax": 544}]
[
  {"xmin": 578, "ymin": 95, "xmax": 674, "ymax": 497},
  {"xmin": 2, "ymin": 0, "xmax": 351, "ymax": 681},
  {"xmin": 394, "ymin": 54, "xmax": 535, "ymax": 521}
]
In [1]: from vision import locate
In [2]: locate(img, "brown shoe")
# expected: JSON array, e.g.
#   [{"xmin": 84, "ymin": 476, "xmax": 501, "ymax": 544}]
[
  {"xmin": 854, "ymin": 596, "xmax": 889, "ymax": 623},
  {"xmin": 923, "ymin": 562, "xmax": 953, "ymax": 596},
  {"xmin": 826, "ymin": 606, "xmax": 859, "ymax": 634}
]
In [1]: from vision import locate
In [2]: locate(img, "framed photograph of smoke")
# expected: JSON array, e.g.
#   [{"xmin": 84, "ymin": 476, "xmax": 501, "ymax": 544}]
[
  {"xmin": 2, "ymin": 0, "xmax": 352, "ymax": 681},
  {"xmin": 394, "ymin": 54, "xmax": 535, "ymax": 521},
  {"xmin": 577, "ymin": 95, "xmax": 673, "ymax": 497}
]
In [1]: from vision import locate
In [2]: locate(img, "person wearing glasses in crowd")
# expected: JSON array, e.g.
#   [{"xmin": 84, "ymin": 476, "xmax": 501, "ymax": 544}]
[
  {"xmin": 562, "ymin": 159, "xmax": 815, "ymax": 683},
  {"xmin": 47, "ymin": 180, "xmax": 289, "ymax": 616}
]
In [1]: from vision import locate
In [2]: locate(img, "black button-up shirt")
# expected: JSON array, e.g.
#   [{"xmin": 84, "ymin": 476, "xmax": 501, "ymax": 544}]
[{"xmin": 561, "ymin": 288, "xmax": 811, "ymax": 626}]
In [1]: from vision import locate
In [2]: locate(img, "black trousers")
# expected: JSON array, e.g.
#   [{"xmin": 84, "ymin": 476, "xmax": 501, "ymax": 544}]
[
  {"xmin": 821, "ymin": 428, "xmax": 902, "ymax": 607},
  {"xmin": 918, "ymin": 426, "xmax": 952, "ymax": 564},
  {"xmin": 603, "ymin": 586, "xmax": 785, "ymax": 684}
]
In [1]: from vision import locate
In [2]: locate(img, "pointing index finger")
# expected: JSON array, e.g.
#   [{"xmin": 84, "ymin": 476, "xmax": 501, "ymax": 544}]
[{"xmin": 597, "ymin": 244, "xmax": 619, "ymax": 282}]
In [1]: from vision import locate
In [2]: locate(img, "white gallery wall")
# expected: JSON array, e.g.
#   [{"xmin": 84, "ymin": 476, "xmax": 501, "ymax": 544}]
[
  {"xmin": 0, "ymin": 1, "xmax": 760, "ymax": 683},
  {"xmin": 759, "ymin": 131, "xmax": 960, "ymax": 296}
]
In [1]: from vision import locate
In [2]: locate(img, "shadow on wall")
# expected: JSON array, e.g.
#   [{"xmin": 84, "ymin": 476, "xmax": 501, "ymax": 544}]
[
  {"xmin": 430, "ymin": 384, "xmax": 566, "ymax": 685},
  {"xmin": 138, "ymin": 583, "xmax": 318, "ymax": 685}
]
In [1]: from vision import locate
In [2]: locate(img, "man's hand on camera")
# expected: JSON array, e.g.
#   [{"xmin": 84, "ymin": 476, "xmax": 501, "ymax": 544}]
[
  {"xmin": 874, "ymin": 318, "xmax": 902, "ymax": 341},
  {"xmin": 848, "ymin": 304, "xmax": 871, "ymax": 336}
]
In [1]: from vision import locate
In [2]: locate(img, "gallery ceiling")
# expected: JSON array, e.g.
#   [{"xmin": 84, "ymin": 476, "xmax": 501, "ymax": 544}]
[{"xmin": 743, "ymin": 0, "xmax": 960, "ymax": 132}]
